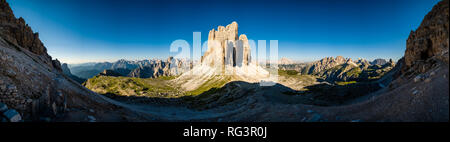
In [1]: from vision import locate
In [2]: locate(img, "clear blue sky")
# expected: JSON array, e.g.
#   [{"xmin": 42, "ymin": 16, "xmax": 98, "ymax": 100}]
[{"xmin": 7, "ymin": 0, "xmax": 440, "ymax": 63}]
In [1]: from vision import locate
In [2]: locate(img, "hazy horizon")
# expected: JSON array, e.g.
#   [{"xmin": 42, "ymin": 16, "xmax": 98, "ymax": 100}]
[{"xmin": 6, "ymin": 0, "xmax": 440, "ymax": 64}]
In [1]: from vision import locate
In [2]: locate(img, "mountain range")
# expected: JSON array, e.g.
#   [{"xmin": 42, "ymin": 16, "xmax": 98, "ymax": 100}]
[{"xmin": 68, "ymin": 57, "xmax": 190, "ymax": 79}]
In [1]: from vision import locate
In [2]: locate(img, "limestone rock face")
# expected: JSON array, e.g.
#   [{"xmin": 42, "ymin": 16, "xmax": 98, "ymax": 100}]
[
  {"xmin": 201, "ymin": 21, "xmax": 252, "ymax": 68},
  {"xmin": 356, "ymin": 58, "xmax": 371, "ymax": 70},
  {"xmin": 404, "ymin": 0, "xmax": 449, "ymax": 73}
]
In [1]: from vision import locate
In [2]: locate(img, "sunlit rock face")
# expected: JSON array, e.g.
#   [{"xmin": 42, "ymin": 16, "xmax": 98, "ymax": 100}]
[
  {"xmin": 404, "ymin": 0, "xmax": 449, "ymax": 73},
  {"xmin": 201, "ymin": 21, "xmax": 252, "ymax": 69}
]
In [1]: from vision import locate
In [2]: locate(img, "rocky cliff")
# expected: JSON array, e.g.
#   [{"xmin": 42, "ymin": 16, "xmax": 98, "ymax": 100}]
[
  {"xmin": 0, "ymin": 0, "xmax": 61, "ymax": 71},
  {"xmin": 404, "ymin": 0, "xmax": 449, "ymax": 74},
  {"xmin": 201, "ymin": 21, "xmax": 252, "ymax": 68}
]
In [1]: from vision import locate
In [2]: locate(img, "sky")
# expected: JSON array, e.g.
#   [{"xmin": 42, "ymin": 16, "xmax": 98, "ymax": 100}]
[{"xmin": 6, "ymin": 0, "xmax": 441, "ymax": 64}]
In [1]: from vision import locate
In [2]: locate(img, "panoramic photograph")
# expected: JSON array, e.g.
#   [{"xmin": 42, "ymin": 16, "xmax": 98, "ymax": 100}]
[{"xmin": 0, "ymin": 0, "xmax": 448, "ymax": 127}]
